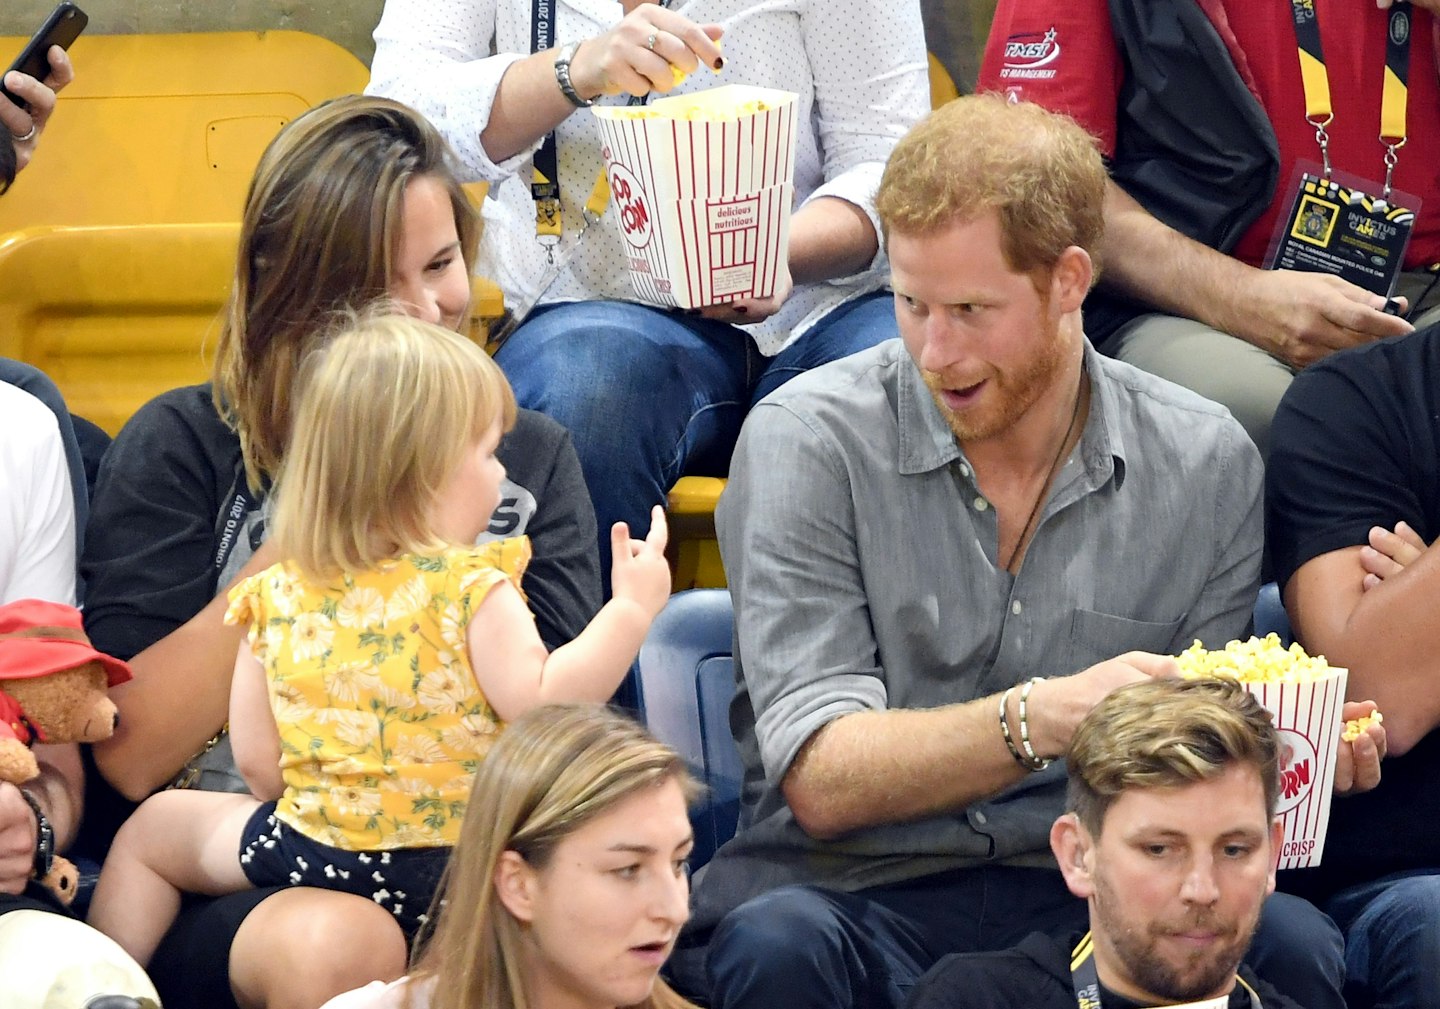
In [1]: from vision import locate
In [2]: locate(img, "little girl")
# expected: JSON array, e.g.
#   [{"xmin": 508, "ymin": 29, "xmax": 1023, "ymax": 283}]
[{"xmin": 88, "ymin": 312, "xmax": 673, "ymax": 966}]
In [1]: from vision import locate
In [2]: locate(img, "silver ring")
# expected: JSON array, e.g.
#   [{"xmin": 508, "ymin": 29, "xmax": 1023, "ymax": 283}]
[
  {"xmin": 11, "ymin": 123, "xmax": 36, "ymax": 144},
  {"xmin": 646, "ymin": 32, "xmax": 659, "ymax": 51}
]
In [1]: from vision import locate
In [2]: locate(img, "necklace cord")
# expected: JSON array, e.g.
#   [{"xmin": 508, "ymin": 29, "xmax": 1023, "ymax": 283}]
[{"xmin": 1003, "ymin": 362, "xmax": 1088, "ymax": 571}]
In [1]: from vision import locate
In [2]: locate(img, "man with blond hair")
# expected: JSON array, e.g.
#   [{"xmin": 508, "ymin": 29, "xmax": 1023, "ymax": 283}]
[
  {"xmin": 673, "ymin": 95, "xmax": 1345, "ymax": 1009},
  {"xmin": 911, "ymin": 678, "xmax": 1303, "ymax": 1008}
]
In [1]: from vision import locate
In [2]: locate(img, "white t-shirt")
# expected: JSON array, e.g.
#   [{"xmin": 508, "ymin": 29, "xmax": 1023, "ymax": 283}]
[
  {"xmin": 0, "ymin": 383, "xmax": 76, "ymax": 605},
  {"xmin": 367, "ymin": 0, "xmax": 930, "ymax": 355}
]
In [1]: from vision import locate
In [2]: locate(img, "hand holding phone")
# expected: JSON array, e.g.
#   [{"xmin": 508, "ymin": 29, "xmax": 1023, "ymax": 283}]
[{"xmin": 1, "ymin": 3, "xmax": 88, "ymax": 112}]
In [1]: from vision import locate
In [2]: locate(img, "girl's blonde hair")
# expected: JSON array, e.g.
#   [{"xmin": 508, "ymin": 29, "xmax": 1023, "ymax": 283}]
[
  {"xmin": 412, "ymin": 703, "xmax": 701, "ymax": 1009},
  {"xmin": 212, "ymin": 94, "xmax": 480, "ymax": 492},
  {"xmin": 270, "ymin": 310, "xmax": 516, "ymax": 579}
]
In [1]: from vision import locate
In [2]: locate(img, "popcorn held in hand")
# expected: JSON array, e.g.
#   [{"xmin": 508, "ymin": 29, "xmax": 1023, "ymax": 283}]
[
  {"xmin": 1342, "ymin": 709, "xmax": 1384, "ymax": 742},
  {"xmin": 1176, "ymin": 633, "xmax": 1340, "ymax": 683}
]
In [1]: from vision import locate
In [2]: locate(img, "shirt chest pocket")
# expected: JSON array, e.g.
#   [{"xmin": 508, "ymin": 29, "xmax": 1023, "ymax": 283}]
[{"xmin": 1066, "ymin": 608, "xmax": 1186, "ymax": 671}]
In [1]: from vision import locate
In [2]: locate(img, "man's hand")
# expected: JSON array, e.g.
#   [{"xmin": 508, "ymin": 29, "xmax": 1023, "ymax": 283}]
[
  {"xmin": 0, "ymin": 45, "xmax": 74, "ymax": 173},
  {"xmin": 1232, "ymin": 269, "xmax": 1412, "ymax": 369},
  {"xmin": 1025, "ymin": 652, "xmax": 1180, "ymax": 759},
  {"xmin": 1361, "ymin": 521, "xmax": 1427, "ymax": 591},
  {"xmin": 0, "ymin": 783, "xmax": 38, "ymax": 895},
  {"xmin": 1333, "ymin": 700, "xmax": 1387, "ymax": 795}
]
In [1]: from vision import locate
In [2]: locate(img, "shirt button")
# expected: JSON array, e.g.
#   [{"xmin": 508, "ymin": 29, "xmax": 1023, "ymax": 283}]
[
  {"xmin": 1012, "ymin": 600, "xmax": 1023, "ymax": 615},
  {"xmin": 973, "ymin": 810, "xmax": 988, "ymax": 825},
  {"xmin": 974, "ymin": 497, "xmax": 989, "ymax": 511},
  {"xmin": 958, "ymin": 463, "xmax": 971, "ymax": 477}
]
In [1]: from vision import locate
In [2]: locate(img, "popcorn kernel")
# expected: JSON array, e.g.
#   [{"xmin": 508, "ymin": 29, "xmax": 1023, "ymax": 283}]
[{"xmin": 1342, "ymin": 710, "xmax": 1384, "ymax": 742}]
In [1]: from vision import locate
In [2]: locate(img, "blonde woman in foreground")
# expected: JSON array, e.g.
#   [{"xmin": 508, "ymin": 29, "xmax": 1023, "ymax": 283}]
[{"xmin": 322, "ymin": 703, "xmax": 698, "ymax": 1009}]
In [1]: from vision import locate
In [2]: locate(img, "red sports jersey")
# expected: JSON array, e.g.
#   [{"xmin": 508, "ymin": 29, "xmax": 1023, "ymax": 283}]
[{"xmin": 979, "ymin": 0, "xmax": 1440, "ymax": 269}]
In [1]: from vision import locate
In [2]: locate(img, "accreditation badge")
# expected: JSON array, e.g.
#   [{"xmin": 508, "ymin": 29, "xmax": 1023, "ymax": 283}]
[{"xmin": 1264, "ymin": 163, "xmax": 1418, "ymax": 298}]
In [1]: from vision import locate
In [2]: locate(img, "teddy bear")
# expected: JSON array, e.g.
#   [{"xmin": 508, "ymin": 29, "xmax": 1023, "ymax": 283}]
[{"xmin": 0, "ymin": 598, "xmax": 132, "ymax": 905}]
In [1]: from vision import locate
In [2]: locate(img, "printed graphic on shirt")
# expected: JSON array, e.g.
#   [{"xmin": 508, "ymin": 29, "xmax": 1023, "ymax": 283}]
[
  {"xmin": 214, "ymin": 476, "xmax": 539, "ymax": 585},
  {"xmin": 479, "ymin": 477, "xmax": 538, "ymax": 542},
  {"xmin": 1267, "ymin": 171, "xmax": 1417, "ymax": 297},
  {"xmin": 998, "ymin": 27, "xmax": 1061, "ymax": 81}
]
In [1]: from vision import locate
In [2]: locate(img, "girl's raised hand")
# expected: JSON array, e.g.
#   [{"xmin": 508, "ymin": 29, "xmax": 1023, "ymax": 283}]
[{"xmin": 610, "ymin": 505, "xmax": 672, "ymax": 620}]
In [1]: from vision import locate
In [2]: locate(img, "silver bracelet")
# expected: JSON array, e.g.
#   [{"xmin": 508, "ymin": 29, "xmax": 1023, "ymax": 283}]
[
  {"xmin": 997, "ymin": 686, "xmax": 1027, "ymax": 768},
  {"xmin": 1017, "ymin": 677, "xmax": 1054, "ymax": 771},
  {"xmin": 553, "ymin": 42, "xmax": 595, "ymax": 108}
]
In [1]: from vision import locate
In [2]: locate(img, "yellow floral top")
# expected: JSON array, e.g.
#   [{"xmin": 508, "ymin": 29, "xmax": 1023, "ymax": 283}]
[{"xmin": 224, "ymin": 537, "xmax": 531, "ymax": 851}]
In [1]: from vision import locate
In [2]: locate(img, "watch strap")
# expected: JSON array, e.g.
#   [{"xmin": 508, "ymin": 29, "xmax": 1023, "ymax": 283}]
[
  {"xmin": 18, "ymin": 788, "xmax": 54, "ymax": 878},
  {"xmin": 554, "ymin": 42, "xmax": 596, "ymax": 108}
]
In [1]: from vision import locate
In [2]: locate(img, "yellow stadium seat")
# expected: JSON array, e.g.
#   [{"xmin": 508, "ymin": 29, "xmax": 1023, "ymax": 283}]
[
  {"xmin": 667, "ymin": 476, "xmax": 728, "ymax": 591},
  {"xmin": 0, "ymin": 31, "xmax": 369, "ymax": 231},
  {"xmin": 0, "ymin": 224, "xmax": 234, "ymax": 435},
  {"xmin": 0, "ymin": 31, "xmax": 509, "ymax": 435},
  {"xmin": 928, "ymin": 51, "xmax": 960, "ymax": 107}
]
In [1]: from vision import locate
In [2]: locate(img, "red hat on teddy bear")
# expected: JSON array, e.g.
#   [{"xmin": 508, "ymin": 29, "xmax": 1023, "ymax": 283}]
[{"xmin": 0, "ymin": 599, "xmax": 132, "ymax": 687}]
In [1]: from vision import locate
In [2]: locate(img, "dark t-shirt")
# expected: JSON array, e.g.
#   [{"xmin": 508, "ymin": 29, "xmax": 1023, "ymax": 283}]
[
  {"xmin": 1267, "ymin": 326, "xmax": 1440, "ymax": 901},
  {"xmin": 907, "ymin": 932, "xmax": 1299, "ymax": 1009}
]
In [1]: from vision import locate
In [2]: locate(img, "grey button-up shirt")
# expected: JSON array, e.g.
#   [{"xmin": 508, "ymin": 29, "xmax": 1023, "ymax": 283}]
[{"xmin": 693, "ymin": 337, "xmax": 1262, "ymax": 929}]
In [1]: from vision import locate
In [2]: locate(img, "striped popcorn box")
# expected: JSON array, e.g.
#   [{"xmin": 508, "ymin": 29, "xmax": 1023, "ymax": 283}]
[
  {"xmin": 593, "ymin": 85, "xmax": 798, "ymax": 309},
  {"xmin": 1245, "ymin": 666, "xmax": 1348, "ymax": 869}
]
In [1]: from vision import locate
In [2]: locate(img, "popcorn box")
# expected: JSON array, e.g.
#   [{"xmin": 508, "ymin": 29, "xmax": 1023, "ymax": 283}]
[
  {"xmin": 592, "ymin": 85, "xmax": 798, "ymax": 309},
  {"xmin": 1178, "ymin": 635, "xmax": 1350, "ymax": 870},
  {"xmin": 1244, "ymin": 666, "xmax": 1348, "ymax": 870}
]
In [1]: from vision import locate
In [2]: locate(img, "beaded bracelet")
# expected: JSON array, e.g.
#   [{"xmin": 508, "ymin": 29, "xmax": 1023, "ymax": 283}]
[
  {"xmin": 997, "ymin": 685, "xmax": 1028, "ymax": 768},
  {"xmin": 1017, "ymin": 677, "xmax": 1054, "ymax": 771}
]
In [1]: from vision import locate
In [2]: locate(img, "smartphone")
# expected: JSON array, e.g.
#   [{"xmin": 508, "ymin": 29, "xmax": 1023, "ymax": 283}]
[{"xmin": 1, "ymin": 3, "xmax": 88, "ymax": 112}]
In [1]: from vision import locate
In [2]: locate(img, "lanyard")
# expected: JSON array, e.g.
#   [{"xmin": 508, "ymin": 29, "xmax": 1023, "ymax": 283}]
[
  {"xmin": 1290, "ymin": 0, "xmax": 1413, "ymax": 197},
  {"xmin": 1069, "ymin": 932, "xmax": 1261, "ymax": 1009},
  {"xmin": 529, "ymin": 0, "xmax": 655, "ymax": 261}
]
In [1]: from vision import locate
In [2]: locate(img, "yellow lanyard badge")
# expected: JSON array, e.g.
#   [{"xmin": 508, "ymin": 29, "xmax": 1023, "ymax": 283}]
[{"xmin": 1290, "ymin": 0, "xmax": 1412, "ymax": 196}]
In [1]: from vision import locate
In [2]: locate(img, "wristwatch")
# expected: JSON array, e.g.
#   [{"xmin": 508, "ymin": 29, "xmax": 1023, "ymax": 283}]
[
  {"xmin": 19, "ymin": 789, "xmax": 54, "ymax": 879},
  {"xmin": 553, "ymin": 42, "xmax": 596, "ymax": 108}
]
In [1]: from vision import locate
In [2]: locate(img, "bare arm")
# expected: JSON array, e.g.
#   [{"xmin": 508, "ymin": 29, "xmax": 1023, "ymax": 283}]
[
  {"xmin": 471, "ymin": 511, "xmax": 670, "ymax": 722},
  {"xmin": 789, "ymin": 197, "xmax": 878, "ymax": 286},
  {"xmin": 1101, "ymin": 182, "xmax": 1411, "ymax": 368},
  {"xmin": 1286, "ymin": 541, "xmax": 1440, "ymax": 755},
  {"xmin": 783, "ymin": 653, "xmax": 1176, "ymax": 840},
  {"xmin": 94, "ymin": 540, "xmax": 281, "ymax": 800},
  {"xmin": 229, "ymin": 640, "xmax": 283, "ymax": 802}
]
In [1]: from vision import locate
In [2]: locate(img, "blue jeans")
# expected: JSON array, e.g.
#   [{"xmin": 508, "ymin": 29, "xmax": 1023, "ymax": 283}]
[
  {"xmin": 1323, "ymin": 869, "xmax": 1440, "ymax": 1009},
  {"xmin": 493, "ymin": 292, "xmax": 897, "ymax": 589},
  {"xmin": 673, "ymin": 873, "xmax": 1343, "ymax": 1009}
]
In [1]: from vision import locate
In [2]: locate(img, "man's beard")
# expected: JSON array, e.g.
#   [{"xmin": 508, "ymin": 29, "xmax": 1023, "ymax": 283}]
[
  {"xmin": 1092, "ymin": 873, "xmax": 1255, "ymax": 1002},
  {"xmin": 921, "ymin": 312, "xmax": 1068, "ymax": 443}
]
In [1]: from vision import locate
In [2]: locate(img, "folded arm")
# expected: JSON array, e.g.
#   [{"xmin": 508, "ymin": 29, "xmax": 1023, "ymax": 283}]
[{"xmin": 1287, "ymin": 542, "xmax": 1440, "ymax": 755}]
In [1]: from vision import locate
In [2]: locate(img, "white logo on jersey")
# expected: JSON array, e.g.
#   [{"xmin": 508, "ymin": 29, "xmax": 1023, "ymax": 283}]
[{"xmin": 1000, "ymin": 27, "xmax": 1060, "ymax": 80}]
